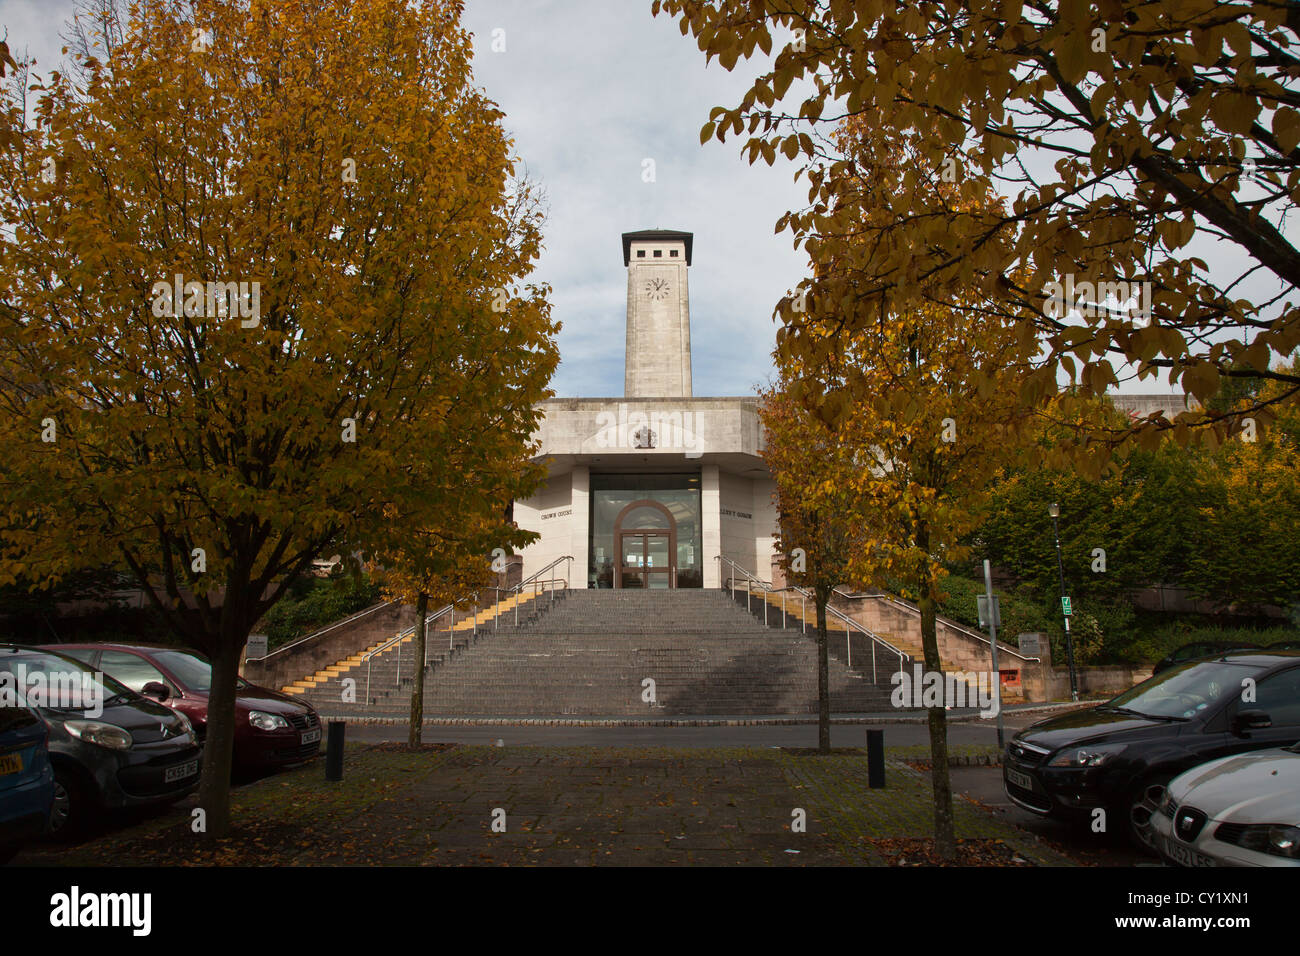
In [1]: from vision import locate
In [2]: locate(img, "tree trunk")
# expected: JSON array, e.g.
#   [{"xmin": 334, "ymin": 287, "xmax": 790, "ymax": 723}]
[
  {"xmin": 918, "ymin": 579, "xmax": 957, "ymax": 861},
  {"xmin": 409, "ymin": 591, "xmax": 428, "ymax": 748},
  {"xmin": 814, "ymin": 585, "xmax": 831, "ymax": 752},
  {"xmin": 198, "ymin": 633, "xmax": 243, "ymax": 839}
]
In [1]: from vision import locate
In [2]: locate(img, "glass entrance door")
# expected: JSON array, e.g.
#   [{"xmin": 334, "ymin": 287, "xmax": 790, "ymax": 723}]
[{"xmin": 617, "ymin": 531, "xmax": 674, "ymax": 589}]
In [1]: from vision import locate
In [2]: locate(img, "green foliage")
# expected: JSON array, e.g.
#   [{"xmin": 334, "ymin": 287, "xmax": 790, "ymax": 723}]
[
  {"xmin": 936, "ymin": 571, "xmax": 1296, "ymax": 666},
  {"xmin": 257, "ymin": 572, "xmax": 383, "ymax": 650},
  {"xmin": 1180, "ymin": 373, "xmax": 1300, "ymax": 610},
  {"xmin": 1122, "ymin": 619, "xmax": 1298, "ymax": 666},
  {"xmin": 971, "ymin": 438, "xmax": 1204, "ymax": 603}
]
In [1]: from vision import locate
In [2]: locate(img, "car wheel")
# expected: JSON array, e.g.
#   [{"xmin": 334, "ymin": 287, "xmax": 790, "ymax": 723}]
[
  {"xmin": 48, "ymin": 767, "xmax": 90, "ymax": 841},
  {"xmin": 1125, "ymin": 776, "xmax": 1171, "ymax": 854}
]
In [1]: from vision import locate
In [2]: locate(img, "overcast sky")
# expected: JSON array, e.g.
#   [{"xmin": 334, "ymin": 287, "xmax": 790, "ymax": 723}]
[
  {"xmin": 460, "ymin": 0, "xmax": 808, "ymax": 398},
  {"xmin": 6, "ymin": 1, "xmax": 1277, "ymax": 399}
]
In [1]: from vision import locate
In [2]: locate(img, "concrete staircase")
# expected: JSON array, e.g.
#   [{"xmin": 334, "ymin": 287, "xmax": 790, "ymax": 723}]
[
  {"xmin": 300, "ymin": 588, "xmax": 913, "ymax": 718},
  {"xmin": 281, "ymin": 589, "xmax": 547, "ymax": 698},
  {"xmin": 742, "ymin": 587, "xmax": 1011, "ymax": 703},
  {"xmin": 748, "ymin": 588, "xmax": 941, "ymax": 670}
]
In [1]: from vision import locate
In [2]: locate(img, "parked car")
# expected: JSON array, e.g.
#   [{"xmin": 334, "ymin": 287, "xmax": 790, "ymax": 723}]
[
  {"xmin": 1152, "ymin": 641, "xmax": 1261, "ymax": 675},
  {"xmin": 1003, "ymin": 650, "xmax": 1300, "ymax": 850},
  {"xmin": 0, "ymin": 693, "xmax": 54, "ymax": 863},
  {"xmin": 57, "ymin": 643, "xmax": 322, "ymax": 771},
  {"xmin": 1148, "ymin": 744, "xmax": 1300, "ymax": 866},
  {"xmin": 0, "ymin": 646, "xmax": 201, "ymax": 839}
]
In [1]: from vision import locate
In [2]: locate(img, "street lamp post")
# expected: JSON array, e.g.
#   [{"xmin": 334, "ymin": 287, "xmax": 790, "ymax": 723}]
[{"xmin": 1049, "ymin": 502, "xmax": 1079, "ymax": 702}]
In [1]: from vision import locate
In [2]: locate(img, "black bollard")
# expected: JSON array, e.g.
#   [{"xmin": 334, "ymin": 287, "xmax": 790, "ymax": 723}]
[
  {"xmin": 866, "ymin": 728, "xmax": 886, "ymax": 789},
  {"xmin": 325, "ymin": 720, "xmax": 345, "ymax": 781}
]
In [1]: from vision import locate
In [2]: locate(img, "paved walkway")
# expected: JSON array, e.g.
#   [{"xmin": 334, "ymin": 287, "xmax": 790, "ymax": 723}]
[{"xmin": 14, "ymin": 745, "xmax": 1077, "ymax": 867}]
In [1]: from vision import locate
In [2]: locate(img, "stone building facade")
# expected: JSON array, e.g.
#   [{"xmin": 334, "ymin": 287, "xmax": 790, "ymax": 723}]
[{"xmin": 513, "ymin": 230, "xmax": 778, "ymax": 589}]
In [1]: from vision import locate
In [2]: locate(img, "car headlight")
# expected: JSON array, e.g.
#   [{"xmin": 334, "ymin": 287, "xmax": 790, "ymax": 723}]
[
  {"xmin": 1047, "ymin": 743, "xmax": 1126, "ymax": 767},
  {"xmin": 249, "ymin": 711, "xmax": 290, "ymax": 731},
  {"xmin": 1233, "ymin": 824, "xmax": 1300, "ymax": 859},
  {"xmin": 65, "ymin": 719, "xmax": 133, "ymax": 751}
]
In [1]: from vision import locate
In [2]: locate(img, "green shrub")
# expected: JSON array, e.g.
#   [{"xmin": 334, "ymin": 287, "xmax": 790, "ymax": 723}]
[
  {"xmin": 1122, "ymin": 619, "xmax": 1297, "ymax": 665},
  {"xmin": 258, "ymin": 571, "xmax": 383, "ymax": 650},
  {"xmin": 934, "ymin": 573, "xmax": 1060, "ymax": 650}
]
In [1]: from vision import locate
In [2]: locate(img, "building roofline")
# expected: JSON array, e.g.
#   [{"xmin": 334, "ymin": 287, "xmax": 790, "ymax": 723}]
[{"xmin": 622, "ymin": 230, "xmax": 693, "ymax": 266}]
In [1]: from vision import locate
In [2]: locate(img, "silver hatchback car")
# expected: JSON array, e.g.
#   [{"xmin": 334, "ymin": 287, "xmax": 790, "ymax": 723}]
[{"xmin": 1149, "ymin": 744, "xmax": 1300, "ymax": 866}]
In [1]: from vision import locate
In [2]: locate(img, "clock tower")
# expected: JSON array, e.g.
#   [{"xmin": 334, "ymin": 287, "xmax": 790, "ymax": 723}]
[{"xmin": 622, "ymin": 229, "xmax": 693, "ymax": 398}]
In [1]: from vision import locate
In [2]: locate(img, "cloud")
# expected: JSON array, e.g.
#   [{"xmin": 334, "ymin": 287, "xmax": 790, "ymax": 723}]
[{"xmin": 464, "ymin": 0, "xmax": 808, "ymax": 397}]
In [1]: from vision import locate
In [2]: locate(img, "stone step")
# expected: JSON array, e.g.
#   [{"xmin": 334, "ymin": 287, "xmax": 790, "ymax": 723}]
[{"xmin": 296, "ymin": 588, "xmax": 914, "ymax": 716}]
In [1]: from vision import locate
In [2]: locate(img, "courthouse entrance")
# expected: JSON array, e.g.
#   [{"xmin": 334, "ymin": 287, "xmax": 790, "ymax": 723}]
[
  {"xmin": 589, "ymin": 475, "xmax": 701, "ymax": 588},
  {"xmin": 613, "ymin": 500, "xmax": 676, "ymax": 589}
]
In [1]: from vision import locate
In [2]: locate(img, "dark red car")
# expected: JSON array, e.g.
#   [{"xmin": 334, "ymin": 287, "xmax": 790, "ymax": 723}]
[{"xmin": 56, "ymin": 643, "xmax": 321, "ymax": 771}]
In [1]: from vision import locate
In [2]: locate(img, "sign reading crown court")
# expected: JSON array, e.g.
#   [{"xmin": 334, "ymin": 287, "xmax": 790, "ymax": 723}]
[{"xmin": 509, "ymin": 229, "xmax": 778, "ymax": 591}]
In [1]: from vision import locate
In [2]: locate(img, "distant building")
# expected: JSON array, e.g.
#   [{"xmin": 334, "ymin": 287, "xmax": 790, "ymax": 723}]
[{"xmin": 1108, "ymin": 393, "xmax": 1196, "ymax": 421}]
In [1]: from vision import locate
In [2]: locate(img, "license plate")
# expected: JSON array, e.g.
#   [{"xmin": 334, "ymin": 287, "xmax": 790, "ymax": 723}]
[
  {"xmin": 301, "ymin": 728, "xmax": 321, "ymax": 745},
  {"xmin": 1159, "ymin": 835, "xmax": 1215, "ymax": 867},
  {"xmin": 164, "ymin": 759, "xmax": 198, "ymax": 784},
  {"xmin": 1005, "ymin": 767, "xmax": 1035, "ymax": 790},
  {"xmin": 0, "ymin": 753, "xmax": 22, "ymax": 776}
]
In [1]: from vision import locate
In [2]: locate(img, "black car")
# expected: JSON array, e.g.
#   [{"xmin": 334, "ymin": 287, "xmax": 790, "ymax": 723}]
[
  {"xmin": 1004, "ymin": 650, "xmax": 1300, "ymax": 849},
  {"xmin": 1152, "ymin": 640, "xmax": 1261, "ymax": 675},
  {"xmin": 0, "ymin": 646, "xmax": 202, "ymax": 838}
]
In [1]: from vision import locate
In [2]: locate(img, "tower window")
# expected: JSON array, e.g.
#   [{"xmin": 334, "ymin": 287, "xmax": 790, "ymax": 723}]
[
  {"xmin": 653, "ymin": 250, "xmax": 662, "ymax": 257},
  {"xmin": 636, "ymin": 250, "xmax": 646, "ymax": 258},
  {"xmin": 670, "ymin": 249, "xmax": 679, "ymax": 257}
]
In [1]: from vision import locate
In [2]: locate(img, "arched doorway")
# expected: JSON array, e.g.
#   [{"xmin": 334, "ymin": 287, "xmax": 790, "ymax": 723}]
[{"xmin": 613, "ymin": 500, "xmax": 677, "ymax": 589}]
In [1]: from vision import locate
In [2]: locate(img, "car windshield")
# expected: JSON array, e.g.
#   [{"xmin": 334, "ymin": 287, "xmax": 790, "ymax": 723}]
[
  {"xmin": 1104, "ymin": 660, "xmax": 1260, "ymax": 719},
  {"xmin": 152, "ymin": 650, "xmax": 214, "ymax": 691},
  {"xmin": 0, "ymin": 651, "xmax": 134, "ymax": 712},
  {"xmin": 149, "ymin": 649, "xmax": 248, "ymax": 692}
]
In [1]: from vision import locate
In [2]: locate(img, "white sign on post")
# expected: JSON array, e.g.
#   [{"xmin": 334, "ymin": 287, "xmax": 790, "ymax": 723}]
[
  {"xmin": 977, "ymin": 594, "xmax": 1001, "ymax": 629},
  {"xmin": 246, "ymin": 634, "xmax": 269, "ymax": 661}
]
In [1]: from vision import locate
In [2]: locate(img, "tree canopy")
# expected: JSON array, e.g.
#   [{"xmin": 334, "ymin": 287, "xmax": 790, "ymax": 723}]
[
  {"xmin": 0, "ymin": 0, "xmax": 559, "ymax": 834},
  {"xmin": 656, "ymin": 0, "xmax": 1300, "ymax": 454}
]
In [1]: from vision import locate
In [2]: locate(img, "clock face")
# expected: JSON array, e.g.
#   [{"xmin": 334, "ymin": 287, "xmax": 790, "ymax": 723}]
[{"xmin": 645, "ymin": 277, "xmax": 670, "ymax": 301}]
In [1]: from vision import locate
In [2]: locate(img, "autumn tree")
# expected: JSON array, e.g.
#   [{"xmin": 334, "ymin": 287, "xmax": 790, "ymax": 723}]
[
  {"xmin": 759, "ymin": 384, "xmax": 867, "ymax": 752},
  {"xmin": 0, "ymin": 0, "xmax": 558, "ymax": 835},
  {"xmin": 976, "ymin": 373, "xmax": 1299, "ymax": 629},
  {"xmin": 976, "ymin": 399, "xmax": 1204, "ymax": 599},
  {"xmin": 1183, "ymin": 363, "xmax": 1300, "ymax": 611},
  {"xmin": 759, "ymin": 117, "xmax": 1046, "ymax": 858},
  {"xmin": 656, "ymin": 0, "xmax": 1300, "ymax": 454},
  {"xmin": 366, "ymin": 448, "xmax": 545, "ymax": 748}
]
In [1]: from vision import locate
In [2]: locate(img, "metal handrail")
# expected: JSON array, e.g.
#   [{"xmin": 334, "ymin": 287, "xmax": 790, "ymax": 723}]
[
  {"xmin": 361, "ymin": 555, "xmax": 574, "ymax": 704},
  {"xmin": 852, "ymin": 590, "xmax": 1041, "ymax": 664},
  {"xmin": 715, "ymin": 555, "xmax": 907, "ymax": 683},
  {"xmin": 257, "ymin": 600, "xmax": 397, "ymax": 661}
]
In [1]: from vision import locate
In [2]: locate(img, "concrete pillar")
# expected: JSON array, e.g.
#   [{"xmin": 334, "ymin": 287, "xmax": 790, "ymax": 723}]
[
  {"xmin": 702, "ymin": 463, "xmax": 721, "ymax": 588},
  {"xmin": 571, "ymin": 465, "xmax": 590, "ymax": 589}
]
